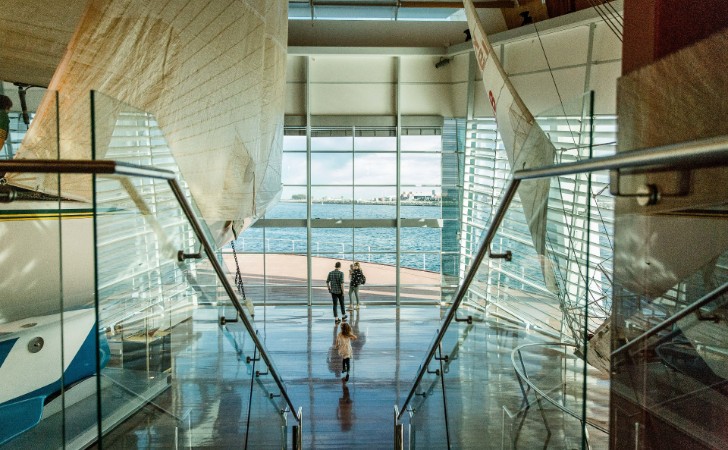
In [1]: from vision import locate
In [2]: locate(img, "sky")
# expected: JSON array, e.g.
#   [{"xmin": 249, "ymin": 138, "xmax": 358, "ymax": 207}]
[{"xmin": 281, "ymin": 135, "xmax": 443, "ymax": 199}]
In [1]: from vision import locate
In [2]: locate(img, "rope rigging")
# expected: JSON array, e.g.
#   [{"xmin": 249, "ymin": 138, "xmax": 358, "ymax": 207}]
[{"xmin": 230, "ymin": 239, "xmax": 247, "ymax": 302}]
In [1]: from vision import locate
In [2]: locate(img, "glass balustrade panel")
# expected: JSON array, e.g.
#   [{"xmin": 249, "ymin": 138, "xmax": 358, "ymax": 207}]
[
  {"xmin": 0, "ymin": 91, "xmax": 82, "ymax": 449},
  {"xmin": 405, "ymin": 359, "xmax": 448, "ymax": 449},
  {"xmin": 611, "ymin": 173, "xmax": 728, "ymax": 448},
  {"xmin": 90, "ymin": 91, "xmax": 292, "ymax": 448},
  {"xmin": 402, "ymin": 92, "xmax": 612, "ymax": 449},
  {"xmin": 478, "ymin": 93, "xmax": 609, "ymax": 449}
]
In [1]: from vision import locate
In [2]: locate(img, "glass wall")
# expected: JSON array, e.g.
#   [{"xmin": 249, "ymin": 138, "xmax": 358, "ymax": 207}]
[
  {"xmin": 232, "ymin": 121, "xmax": 454, "ymax": 306},
  {"xmin": 461, "ymin": 98, "xmax": 616, "ymax": 345}
]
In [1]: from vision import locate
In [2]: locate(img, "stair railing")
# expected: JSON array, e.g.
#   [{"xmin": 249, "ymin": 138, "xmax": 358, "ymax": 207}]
[
  {"xmin": 611, "ymin": 280, "xmax": 728, "ymax": 357},
  {"xmin": 0, "ymin": 159, "xmax": 303, "ymax": 435},
  {"xmin": 396, "ymin": 133, "xmax": 728, "ymax": 425}
]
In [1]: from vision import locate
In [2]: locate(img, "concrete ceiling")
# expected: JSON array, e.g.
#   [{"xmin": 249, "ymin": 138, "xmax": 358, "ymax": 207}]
[
  {"xmin": 288, "ymin": 15, "xmax": 508, "ymax": 48},
  {"xmin": 0, "ymin": 0, "xmax": 87, "ymax": 86},
  {"xmin": 0, "ymin": 0, "xmax": 609, "ymax": 87},
  {"xmin": 287, "ymin": 0, "xmax": 621, "ymax": 48},
  {"xmin": 287, "ymin": 0, "xmax": 511, "ymax": 47}
]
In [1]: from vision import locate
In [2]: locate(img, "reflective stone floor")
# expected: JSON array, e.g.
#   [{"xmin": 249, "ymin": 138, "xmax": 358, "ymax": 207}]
[
  {"xmin": 255, "ymin": 304, "xmax": 446, "ymax": 449},
  {"xmin": 98, "ymin": 304, "xmax": 609, "ymax": 449}
]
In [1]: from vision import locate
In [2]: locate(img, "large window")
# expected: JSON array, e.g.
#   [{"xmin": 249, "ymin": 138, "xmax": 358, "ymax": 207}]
[{"xmin": 233, "ymin": 122, "xmax": 455, "ymax": 305}]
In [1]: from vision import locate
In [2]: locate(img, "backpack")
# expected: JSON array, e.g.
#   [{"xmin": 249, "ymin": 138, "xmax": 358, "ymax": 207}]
[{"xmin": 361, "ymin": 273, "xmax": 366, "ymax": 285}]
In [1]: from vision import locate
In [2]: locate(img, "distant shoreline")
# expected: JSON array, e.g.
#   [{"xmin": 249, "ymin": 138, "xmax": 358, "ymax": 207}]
[{"xmin": 281, "ymin": 199, "xmax": 455, "ymax": 207}]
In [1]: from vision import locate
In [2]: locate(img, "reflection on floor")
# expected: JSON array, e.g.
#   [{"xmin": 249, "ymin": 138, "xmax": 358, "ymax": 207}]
[{"xmin": 96, "ymin": 304, "xmax": 609, "ymax": 449}]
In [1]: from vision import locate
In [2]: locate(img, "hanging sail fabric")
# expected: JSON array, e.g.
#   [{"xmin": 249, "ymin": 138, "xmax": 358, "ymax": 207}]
[
  {"xmin": 3, "ymin": 0, "xmax": 288, "ymax": 245},
  {"xmin": 462, "ymin": 0, "xmax": 557, "ymax": 291}
]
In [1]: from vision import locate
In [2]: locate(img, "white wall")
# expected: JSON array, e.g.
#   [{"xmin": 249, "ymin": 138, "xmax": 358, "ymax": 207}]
[
  {"xmin": 499, "ymin": 21, "xmax": 621, "ymax": 115},
  {"xmin": 286, "ymin": 18, "xmax": 622, "ymax": 120}
]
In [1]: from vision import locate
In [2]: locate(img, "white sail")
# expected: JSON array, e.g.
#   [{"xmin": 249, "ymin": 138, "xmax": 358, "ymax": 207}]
[
  {"xmin": 462, "ymin": 0, "xmax": 556, "ymax": 291},
  {"xmin": 3, "ymin": 0, "xmax": 288, "ymax": 244}
]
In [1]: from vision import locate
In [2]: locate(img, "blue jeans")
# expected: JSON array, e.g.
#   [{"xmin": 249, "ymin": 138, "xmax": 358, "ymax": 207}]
[
  {"xmin": 331, "ymin": 292, "xmax": 345, "ymax": 317},
  {"xmin": 348, "ymin": 285, "xmax": 360, "ymax": 306}
]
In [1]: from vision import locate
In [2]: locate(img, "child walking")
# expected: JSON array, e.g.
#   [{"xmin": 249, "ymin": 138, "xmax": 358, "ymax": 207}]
[{"xmin": 336, "ymin": 322, "xmax": 357, "ymax": 382}]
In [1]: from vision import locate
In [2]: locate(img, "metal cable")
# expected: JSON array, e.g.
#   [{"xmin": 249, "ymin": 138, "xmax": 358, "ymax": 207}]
[{"xmin": 586, "ymin": 0, "xmax": 623, "ymax": 41}]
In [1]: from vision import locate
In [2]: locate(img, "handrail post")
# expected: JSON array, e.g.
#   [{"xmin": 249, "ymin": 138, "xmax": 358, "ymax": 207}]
[
  {"xmin": 292, "ymin": 407, "xmax": 302, "ymax": 450},
  {"xmin": 394, "ymin": 405, "xmax": 403, "ymax": 450}
]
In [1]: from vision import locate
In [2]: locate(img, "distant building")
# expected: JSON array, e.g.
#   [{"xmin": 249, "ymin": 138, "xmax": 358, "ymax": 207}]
[{"xmin": 401, "ymin": 191, "xmax": 439, "ymax": 202}]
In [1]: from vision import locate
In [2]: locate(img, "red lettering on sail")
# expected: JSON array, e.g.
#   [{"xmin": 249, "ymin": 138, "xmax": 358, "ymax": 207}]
[
  {"xmin": 473, "ymin": 40, "xmax": 486, "ymax": 71},
  {"xmin": 479, "ymin": 38, "xmax": 489, "ymax": 57},
  {"xmin": 489, "ymin": 90, "xmax": 496, "ymax": 113}
]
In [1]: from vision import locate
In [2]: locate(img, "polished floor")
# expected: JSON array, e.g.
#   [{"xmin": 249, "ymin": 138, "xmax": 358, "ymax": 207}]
[{"xmin": 97, "ymin": 304, "xmax": 609, "ymax": 449}]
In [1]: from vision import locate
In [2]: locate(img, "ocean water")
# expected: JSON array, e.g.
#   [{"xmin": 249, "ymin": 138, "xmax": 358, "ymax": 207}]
[{"xmin": 233, "ymin": 202, "xmax": 443, "ymax": 272}]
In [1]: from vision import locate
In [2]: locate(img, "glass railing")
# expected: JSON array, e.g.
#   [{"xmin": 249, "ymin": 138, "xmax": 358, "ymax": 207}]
[
  {"xmin": 91, "ymin": 91, "xmax": 300, "ymax": 448},
  {"xmin": 0, "ymin": 90, "xmax": 70, "ymax": 449},
  {"xmin": 399, "ymin": 176, "xmax": 610, "ymax": 448},
  {"xmin": 610, "ymin": 202, "xmax": 728, "ymax": 445},
  {"xmin": 0, "ymin": 91, "xmax": 301, "ymax": 448},
  {"xmin": 397, "ymin": 90, "xmax": 728, "ymax": 448},
  {"xmin": 398, "ymin": 92, "xmax": 609, "ymax": 449},
  {"xmin": 462, "ymin": 92, "xmax": 615, "ymax": 344}
]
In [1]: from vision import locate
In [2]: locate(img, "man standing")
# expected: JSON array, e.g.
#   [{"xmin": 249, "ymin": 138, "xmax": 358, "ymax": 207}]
[{"xmin": 327, "ymin": 261, "xmax": 347, "ymax": 323}]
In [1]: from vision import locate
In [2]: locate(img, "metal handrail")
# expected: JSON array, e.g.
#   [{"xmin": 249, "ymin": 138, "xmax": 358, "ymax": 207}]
[
  {"xmin": 398, "ymin": 178, "xmax": 521, "ymax": 419},
  {"xmin": 0, "ymin": 159, "xmax": 302, "ymax": 427},
  {"xmin": 0, "ymin": 159, "xmax": 177, "ymax": 179},
  {"xmin": 611, "ymin": 280, "xmax": 728, "ymax": 357},
  {"xmin": 511, "ymin": 343, "xmax": 609, "ymax": 434},
  {"xmin": 398, "ymin": 134, "xmax": 728, "ymax": 421},
  {"xmin": 514, "ymin": 134, "xmax": 728, "ymax": 180}
]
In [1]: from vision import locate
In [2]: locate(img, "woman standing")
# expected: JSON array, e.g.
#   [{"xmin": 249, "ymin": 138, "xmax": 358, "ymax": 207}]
[{"xmin": 348, "ymin": 261, "xmax": 366, "ymax": 310}]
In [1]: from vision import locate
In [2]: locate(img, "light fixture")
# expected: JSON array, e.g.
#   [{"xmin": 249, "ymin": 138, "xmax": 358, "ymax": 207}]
[{"xmin": 435, "ymin": 57, "xmax": 451, "ymax": 69}]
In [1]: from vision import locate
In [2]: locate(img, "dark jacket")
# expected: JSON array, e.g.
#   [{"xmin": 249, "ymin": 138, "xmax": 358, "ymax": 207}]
[{"xmin": 350, "ymin": 268, "xmax": 365, "ymax": 287}]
